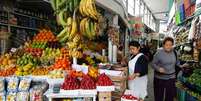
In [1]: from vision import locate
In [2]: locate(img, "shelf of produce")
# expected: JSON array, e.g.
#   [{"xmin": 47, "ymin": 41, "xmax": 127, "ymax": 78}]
[
  {"xmin": 176, "ymin": 81, "xmax": 201, "ymax": 100},
  {"xmin": 10, "ymin": 12, "xmax": 48, "ymax": 22},
  {"xmin": 44, "ymin": 89, "xmax": 97, "ymax": 101}
]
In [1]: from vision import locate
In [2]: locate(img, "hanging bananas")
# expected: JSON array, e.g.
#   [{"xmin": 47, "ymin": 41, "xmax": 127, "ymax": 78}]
[
  {"xmin": 79, "ymin": 0, "xmax": 99, "ymax": 20},
  {"xmin": 80, "ymin": 18, "xmax": 97, "ymax": 40}
]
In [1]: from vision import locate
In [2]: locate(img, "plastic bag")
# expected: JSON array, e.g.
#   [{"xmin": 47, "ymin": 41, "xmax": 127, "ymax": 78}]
[
  {"xmin": 0, "ymin": 78, "xmax": 5, "ymax": 92},
  {"xmin": 0, "ymin": 92, "xmax": 6, "ymax": 101},
  {"xmin": 6, "ymin": 92, "xmax": 17, "ymax": 101},
  {"xmin": 7, "ymin": 77, "xmax": 19, "ymax": 92},
  {"xmin": 18, "ymin": 77, "xmax": 31, "ymax": 91},
  {"xmin": 16, "ymin": 92, "xmax": 29, "ymax": 101},
  {"xmin": 30, "ymin": 88, "xmax": 43, "ymax": 101}
]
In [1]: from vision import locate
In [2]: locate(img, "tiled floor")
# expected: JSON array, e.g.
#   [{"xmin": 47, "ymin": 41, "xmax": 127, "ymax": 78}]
[{"xmin": 145, "ymin": 67, "xmax": 155, "ymax": 101}]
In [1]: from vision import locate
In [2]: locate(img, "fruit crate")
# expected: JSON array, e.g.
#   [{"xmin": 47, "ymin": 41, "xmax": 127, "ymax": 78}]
[{"xmin": 98, "ymin": 92, "xmax": 112, "ymax": 101}]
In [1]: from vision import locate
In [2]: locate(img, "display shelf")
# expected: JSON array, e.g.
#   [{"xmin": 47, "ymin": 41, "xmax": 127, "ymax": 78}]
[
  {"xmin": 10, "ymin": 24, "xmax": 38, "ymax": 31},
  {"xmin": 10, "ymin": 12, "xmax": 48, "ymax": 22},
  {"xmin": 44, "ymin": 89, "xmax": 97, "ymax": 101},
  {"xmin": 178, "ymin": 15, "xmax": 195, "ymax": 26},
  {"xmin": 0, "ymin": 22, "xmax": 39, "ymax": 31},
  {"xmin": 176, "ymin": 81, "xmax": 201, "ymax": 100}
]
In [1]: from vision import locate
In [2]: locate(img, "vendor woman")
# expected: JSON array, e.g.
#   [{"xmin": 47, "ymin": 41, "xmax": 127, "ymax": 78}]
[{"xmin": 128, "ymin": 41, "xmax": 148, "ymax": 100}]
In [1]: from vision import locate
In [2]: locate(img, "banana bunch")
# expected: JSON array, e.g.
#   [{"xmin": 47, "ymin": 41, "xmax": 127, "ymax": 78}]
[
  {"xmin": 50, "ymin": 0, "xmax": 80, "ymax": 13},
  {"xmin": 79, "ymin": 0, "xmax": 99, "ymax": 20},
  {"xmin": 57, "ymin": 10, "xmax": 78, "ymax": 43},
  {"xmin": 69, "ymin": 49, "xmax": 83, "ymax": 58},
  {"xmin": 80, "ymin": 18, "xmax": 98, "ymax": 40}
]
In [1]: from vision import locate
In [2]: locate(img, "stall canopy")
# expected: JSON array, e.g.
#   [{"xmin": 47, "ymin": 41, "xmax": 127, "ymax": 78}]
[{"xmin": 96, "ymin": 0, "xmax": 130, "ymax": 29}]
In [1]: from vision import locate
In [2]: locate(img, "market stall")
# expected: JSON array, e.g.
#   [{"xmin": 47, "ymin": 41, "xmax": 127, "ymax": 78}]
[
  {"xmin": 0, "ymin": 0, "xmax": 131, "ymax": 101},
  {"xmin": 167, "ymin": 0, "xmax": 201, "ymax": 100}
]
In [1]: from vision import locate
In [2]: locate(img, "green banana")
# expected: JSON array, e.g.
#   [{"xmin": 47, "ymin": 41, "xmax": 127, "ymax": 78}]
[
  {"xmin": 57, "ymin": 27, "xmax": 67, "ymax": 38},
  {"xmin": 85, "ymin": 19, "xmax": 91, "ymax": 38},
  {"xmin": 69, "ymin": 0, "xmax": 73, "ymax": 13},
  {"xmin": 89, "ymin": 21, "xmax": 95, "ymax": 39},
  {"xmin": 58, "ymin": 10, "xmax": 67, "ymax": 26},
  {"xmin": 58, "ymin": 0, "xmax": 67, "ymax": 9},
  {"xmin": 59, "ymin": 32, "xmax": 69, "ymax": 43},
  {"xmin": 50, "ymin": 0, "xmax": 56, "ymax": 11}
]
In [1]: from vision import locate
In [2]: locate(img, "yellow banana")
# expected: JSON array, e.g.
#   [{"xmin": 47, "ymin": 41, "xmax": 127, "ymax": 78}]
[
  {"xmin": 80, "ymin": 18, "xmax": 88, "ymax": 35},
  {"xmin": 87, "ymin": 0, "xmax": 97, "ymax": 20},
  {"xmin": 79, "ymin": 0, "xmax": 85, "ymax": 16},
  {"xmin": 82, "ymin": 0, "xmax": 90, "ymax": 17}
]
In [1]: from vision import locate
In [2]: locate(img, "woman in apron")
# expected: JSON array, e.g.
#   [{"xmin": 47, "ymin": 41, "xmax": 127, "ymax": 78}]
[{"xmin": 128, "ymin": 41, "xmax": 148, "ymax": 100}]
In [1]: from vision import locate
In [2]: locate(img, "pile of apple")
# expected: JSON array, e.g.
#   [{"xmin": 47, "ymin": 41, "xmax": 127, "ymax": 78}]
[
  {"xmin": 80, "ymin": 75, "xmax": 96, "ymax": 89},
  {"xmin": 96, "ymin": 73, "xmax": 113, "ymax": 86},
  {"xmin": 0, "ymin": 67, "xmax": 16, "ymax": 77},
  {"xmin": 121, "ymin": 94, "xmax": 138, "ymax": 101},
  {"xmin": 61, "ymin": 75, "xmax": 80, "ymax": 90}
]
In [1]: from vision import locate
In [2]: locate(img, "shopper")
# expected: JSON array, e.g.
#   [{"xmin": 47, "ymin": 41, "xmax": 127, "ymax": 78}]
[
  {"xmin": 128, "ymin": 41, "xmax": 148, "ymax": 100},
  {"xmin": 152, "ymin": 37, "xmax": 177, "ymax": 101}
]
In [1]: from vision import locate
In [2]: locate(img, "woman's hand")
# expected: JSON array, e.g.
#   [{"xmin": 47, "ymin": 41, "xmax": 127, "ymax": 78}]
[{"xmin": 128, "ymin": 73, "xmax": 140, "ymax": 80}]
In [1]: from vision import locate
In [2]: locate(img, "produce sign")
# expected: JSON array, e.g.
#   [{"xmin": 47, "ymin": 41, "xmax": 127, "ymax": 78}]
[{"xmin": 96, "ymin": 73, "xmax": 113, "ymax": 86}]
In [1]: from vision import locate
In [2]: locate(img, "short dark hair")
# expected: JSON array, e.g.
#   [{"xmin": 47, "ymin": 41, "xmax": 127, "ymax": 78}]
[
  {"xmin": 129, "ymin": 41, "xmax": 140, "ymax": 48},
  {"xmin": 163, "ymin": 37, "xmax": 174, "ymax": 45}
]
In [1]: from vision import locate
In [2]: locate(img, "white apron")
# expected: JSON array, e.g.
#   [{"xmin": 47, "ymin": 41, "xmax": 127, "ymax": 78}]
[{"xmin": 128, "ymin": 53, "xmax": 148, "ymax": 100}]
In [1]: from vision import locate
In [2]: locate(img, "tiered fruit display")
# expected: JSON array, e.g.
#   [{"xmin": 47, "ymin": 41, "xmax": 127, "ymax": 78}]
[
  {"xmin": 32, "ymin": 67, "xmax": 49, "ymax": 76},
  {"xmin": 40, "ymin": 48, "xmax": 61, "ymax": 65},
  {"xmin": 0, "ymin": 54, "xmax": 16, "ymax": 70},
  {"xmin": 96, "ymin": 73, "xmax": 113, "ymax": 86},
  {"xmin": 33, "ymin": 29, "xmax": 57, "ymax": 42},
  {"xmin": 31, "ymin": 42, "xmax": 47, "ymax": 49},
  {"xmin": 48, "ymin": 69, "xmax": 65, "ymax": 79},
  {"xmin": 15, "ymin": 63, "xmax": 34, "ymax": 76},
  {"xmin": 80, "ymin": 75, "xmax": 96, "ymax": 89},
  {"xmin": 0, "ymin": 67, "xmax": 16, "ymax": 77},
  {"xmin": 88, "ymin": 66, "xmax": 98, "ymax": 79},
  {"xmin": 16, "ymin": 54, "xmax": 39, "ymax": 76},
  {"xmin": 50, "ymin": 56, "xmax": 71, "ymax": 70},
  {"xmin": 61, "ymin": 75, "xmax": 80, "ymax": 90},
  {"xmin": 16, "ymin": 54, "xmax": 38, "ymax": 67},
  {"xmin": 25, "ymin": 48, "xmax": 43, "ymax": 57},
  {"xmin": 121, "ymin": 94, "xmax": 138, "ymax": 100}
]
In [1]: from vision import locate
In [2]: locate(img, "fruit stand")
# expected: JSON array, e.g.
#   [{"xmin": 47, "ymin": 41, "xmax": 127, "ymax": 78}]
[
  {"xmin": 169, "ymin": 1, "xmax": 201, "ymax": 100},
  {"xmin": 0, "ymin": 0, "xmax": 129, "ymax": 100}
]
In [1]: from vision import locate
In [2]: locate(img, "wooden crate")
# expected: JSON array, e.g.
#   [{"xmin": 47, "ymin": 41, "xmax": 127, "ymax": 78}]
[{"xmin": 98, "ymin": 92, "xmax": 111, "ymax": 101}]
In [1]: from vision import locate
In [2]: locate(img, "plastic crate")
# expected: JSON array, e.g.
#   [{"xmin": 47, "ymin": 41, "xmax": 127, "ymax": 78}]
[{"xmin": 177, "ymin": 88, "xmax": 186, "ymax": 101}]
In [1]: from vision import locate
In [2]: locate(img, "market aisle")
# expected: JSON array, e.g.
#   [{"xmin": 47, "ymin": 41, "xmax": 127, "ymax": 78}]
[{"xmin": 145, "ymin": 66, "xmax": 154, "ymax": 101}]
